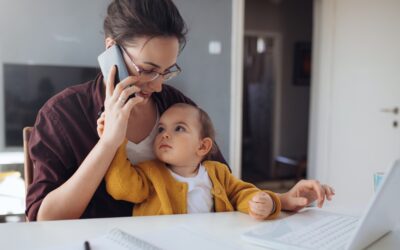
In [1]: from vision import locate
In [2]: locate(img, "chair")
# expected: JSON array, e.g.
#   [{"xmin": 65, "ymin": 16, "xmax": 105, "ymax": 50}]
[{"xmin": 23, "ymin": 127, "xmax": 34, "ymax": 192}]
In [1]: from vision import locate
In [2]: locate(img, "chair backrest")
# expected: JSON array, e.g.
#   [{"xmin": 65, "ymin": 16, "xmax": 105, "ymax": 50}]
[{"xmin": 23, "ymin": 126, "xmax": 34, "ymax": 192}]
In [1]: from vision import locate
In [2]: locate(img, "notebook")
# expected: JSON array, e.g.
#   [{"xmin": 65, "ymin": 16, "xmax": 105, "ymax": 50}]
[
  {"xmin": 242, "ymin": 160, "xmax": 400, "ymax": 250},
  {"xmin": 88, "ymin": 228, "xmax": 161, "ymax": 250},
  {"xmin": 39, "ymin": 228, "xmax": 161, "ymax": 250}
]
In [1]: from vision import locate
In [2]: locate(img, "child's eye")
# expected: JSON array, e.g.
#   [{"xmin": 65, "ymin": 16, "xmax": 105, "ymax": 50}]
[
  {"xmin": 175, "ymin": 125, "xmax": 185, "ymax": 132},
  {"xmin": 157, "ymin": 127, "xmax": 164, "ymax": 133}
]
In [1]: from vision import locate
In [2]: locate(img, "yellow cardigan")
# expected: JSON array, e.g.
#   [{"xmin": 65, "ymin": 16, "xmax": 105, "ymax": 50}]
[{"xmin": 105, "ymin": 143, "xmax": 281, "ymax": 219}]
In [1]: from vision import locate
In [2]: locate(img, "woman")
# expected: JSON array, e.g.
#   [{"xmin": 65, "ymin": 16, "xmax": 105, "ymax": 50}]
[{"xmin": 26, "ymin": 0, "xmax": 334, "ymax": 221}]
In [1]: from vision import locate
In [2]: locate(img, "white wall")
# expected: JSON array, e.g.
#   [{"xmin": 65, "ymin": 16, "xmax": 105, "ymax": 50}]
[
  {"xmin": 309, "ymin": 0, "xmax": 400, "ymax": 208},
  {"xmin": 0, "ymin": 1, "xmax": 108, "ymax": 66},
  {"xmin": 172, "ymin": 0, "xmax": 233, "ymax": 162}
]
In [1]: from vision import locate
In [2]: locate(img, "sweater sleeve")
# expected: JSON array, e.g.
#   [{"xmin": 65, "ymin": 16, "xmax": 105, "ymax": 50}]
[
  {"xmin": 105, "ymin": 141, "xmax": 150, "ymax": 203},
  {"xmin": 219, "ymin": 163, "xmax": 281, "ymax": 219},
  {"xmin": 26, "ymin": 108, "xmax": 72, "ymax": 221}
]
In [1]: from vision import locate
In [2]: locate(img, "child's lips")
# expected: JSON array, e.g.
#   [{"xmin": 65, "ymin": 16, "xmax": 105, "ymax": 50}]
[{"xmin": 159, "ymin": 144, "xmax": 172, "ymax": 149}]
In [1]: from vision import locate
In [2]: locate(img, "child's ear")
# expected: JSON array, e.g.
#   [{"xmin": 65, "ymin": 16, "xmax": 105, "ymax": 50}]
[{"xmin": 197, "ymin": 137, "xmax": 213, "ymax": 157}]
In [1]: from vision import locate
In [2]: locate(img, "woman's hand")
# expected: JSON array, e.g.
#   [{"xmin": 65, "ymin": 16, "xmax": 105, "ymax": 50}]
[
  {"xmin": 99, "ymin": 65, "xmax": 143, "ymax": 148},
  {"xmin": 249, "ymin": 192, "xmax": 274, "ymax": 220},
  {"xmin": 279, "ymin": 180, "xmax": 335, "ymax": 212}
]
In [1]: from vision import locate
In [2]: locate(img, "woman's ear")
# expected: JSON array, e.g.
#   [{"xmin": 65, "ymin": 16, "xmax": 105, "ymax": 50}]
[
  {"xmin": 105, "ymin": 37, "xmax": 116, "ymax": 49},
  {"xmin": 197, "ymin": 137, "xmax": 213, "ymax": 157}
]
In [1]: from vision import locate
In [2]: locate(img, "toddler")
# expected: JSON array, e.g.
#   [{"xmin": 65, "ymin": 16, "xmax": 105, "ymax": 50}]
[{"xmin": 98, "ymin": 103, "xmax": 281, "ymax": 219}]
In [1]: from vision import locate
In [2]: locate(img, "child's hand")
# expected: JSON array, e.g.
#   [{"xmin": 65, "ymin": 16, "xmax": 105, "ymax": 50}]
[
  {"xmin": 97, "ymin": 112, "xmax": 105, "ymax": 137},
  {"xmin": 249, "ymin": 192, "xmax": 274, "ymax": 220},
  {"xmin": 279, "ymin": 180, "xmax": 335, "ymax": 212}
]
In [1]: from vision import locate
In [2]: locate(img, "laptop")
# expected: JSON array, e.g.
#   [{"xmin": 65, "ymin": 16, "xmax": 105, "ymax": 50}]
[{"xmin": 242, "ymin": 160, "xmax": 400, "ymax": 250}]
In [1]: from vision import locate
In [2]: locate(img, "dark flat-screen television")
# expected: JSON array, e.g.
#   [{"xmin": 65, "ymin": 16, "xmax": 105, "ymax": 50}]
[{"xmin": 3, "ymin": 63, "xmax": 99, "ymax": 147}]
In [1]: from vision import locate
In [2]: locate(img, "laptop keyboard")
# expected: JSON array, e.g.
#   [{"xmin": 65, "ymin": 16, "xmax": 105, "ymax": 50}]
[{"xmin": 277, "ymin": 215, "xmax": 359, "ymax": 250}]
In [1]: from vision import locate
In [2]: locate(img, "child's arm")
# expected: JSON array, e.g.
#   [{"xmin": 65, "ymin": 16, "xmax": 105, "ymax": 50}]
[
  {"xmin": 104, "ymin": 140, "xmax": 150, "ymax": 203},
  {"xmin": 98, "ymin": 114, "xmax": 150, "ymax": 203},
  {"xmin": 219, "ymin": 164, "xmax": 281, "ymax": 219}
]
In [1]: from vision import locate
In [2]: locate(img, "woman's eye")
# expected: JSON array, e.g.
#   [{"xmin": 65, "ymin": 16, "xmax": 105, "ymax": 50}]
[
  {"xmin": 142, "ymin": 69, "xmax": 157, "ymax": 75},
  {"xmin": 175, "ymin": 126, "xmax": 185, "ymax": 132}
]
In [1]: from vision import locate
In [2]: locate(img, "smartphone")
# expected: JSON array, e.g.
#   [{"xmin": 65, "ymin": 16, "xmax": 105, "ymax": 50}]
[
  {"xmin": 97, "ymin": 44, "xmax": 130, "ymax": 85},
  {"xmin": 97, "ymin": 45, "xmax": 135, "ymax": 116}
]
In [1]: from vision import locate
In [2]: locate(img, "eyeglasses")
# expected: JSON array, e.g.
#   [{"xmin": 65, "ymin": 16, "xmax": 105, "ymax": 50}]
[{"xmin": 120, "ymin": 45, "xmax": 181, "ymax": 82}]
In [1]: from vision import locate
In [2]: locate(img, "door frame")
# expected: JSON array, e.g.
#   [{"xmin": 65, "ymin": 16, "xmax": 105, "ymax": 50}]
[
  {"xmin": 307, "ymin": 0, "xmax": 335, "ymax": 182},
  {"xmin": 230, "ymin": 0, "xmax": 245, "ymax": 178}
]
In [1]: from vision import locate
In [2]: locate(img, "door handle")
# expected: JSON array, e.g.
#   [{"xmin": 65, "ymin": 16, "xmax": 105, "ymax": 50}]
[{"xmin": 381, "ymin": 107, "xmax": 399, "ymax": 115}]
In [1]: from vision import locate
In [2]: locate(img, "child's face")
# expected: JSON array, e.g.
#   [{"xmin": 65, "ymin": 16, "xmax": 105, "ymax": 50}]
[{"xmin": 154, "ymin": 106, "xmax": 204, "ymax": 168}]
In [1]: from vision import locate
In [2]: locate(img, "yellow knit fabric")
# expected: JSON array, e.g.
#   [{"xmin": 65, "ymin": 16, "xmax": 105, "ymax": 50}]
[{"xmin": 105, "ymin": 142, "xmax": 281, "ymax": 219}]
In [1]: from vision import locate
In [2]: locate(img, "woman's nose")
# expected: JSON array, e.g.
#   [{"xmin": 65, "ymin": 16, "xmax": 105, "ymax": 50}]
[{"xmin": 149, "ymin": 77, "xmax": 163, "ymax": 92}]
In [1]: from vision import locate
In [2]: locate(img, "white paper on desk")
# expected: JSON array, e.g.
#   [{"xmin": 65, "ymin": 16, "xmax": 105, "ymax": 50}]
[
  {"xmin": 38, "ymin": 225, "xmax": 239, "ymax": 250},
  {"xmin": 136, "ymin": 224, "xmax": 241, "ymax": 250},
  {"xmin": 38, "ymin": 228, "xmax": 161, "ymax": 250}
]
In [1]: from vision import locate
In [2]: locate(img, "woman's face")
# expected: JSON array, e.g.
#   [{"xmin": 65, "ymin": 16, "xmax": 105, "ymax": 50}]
[{"xmin": 119, "ymin": 36, "xmax": 180, "ymax": 105}]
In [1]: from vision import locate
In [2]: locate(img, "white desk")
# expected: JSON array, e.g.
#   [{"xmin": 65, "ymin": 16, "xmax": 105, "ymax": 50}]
[{"xmin": 0, "ymin": 211, "xmax": 399, "ymax": 249}]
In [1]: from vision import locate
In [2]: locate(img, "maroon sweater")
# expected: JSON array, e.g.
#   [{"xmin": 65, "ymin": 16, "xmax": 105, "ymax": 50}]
[{"xmin": 26, "ymin": 74, "xmax": 227, "ymax": 221}]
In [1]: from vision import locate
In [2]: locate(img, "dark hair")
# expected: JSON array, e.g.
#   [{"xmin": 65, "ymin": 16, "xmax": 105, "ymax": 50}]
[{"xmin": 103, "ymin": 0, "xmax": 187, "ymax": 50}]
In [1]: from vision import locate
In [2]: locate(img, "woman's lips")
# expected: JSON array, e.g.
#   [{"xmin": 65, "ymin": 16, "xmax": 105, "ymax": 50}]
[{"xmin": 137, "ymin": 91, "xmax": 151, "ymax": 99}]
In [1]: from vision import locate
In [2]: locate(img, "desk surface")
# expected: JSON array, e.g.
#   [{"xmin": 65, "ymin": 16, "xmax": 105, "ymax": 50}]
[{"xmin": 0, "ymin": 211, "xmax": 399, "ymax": 250}]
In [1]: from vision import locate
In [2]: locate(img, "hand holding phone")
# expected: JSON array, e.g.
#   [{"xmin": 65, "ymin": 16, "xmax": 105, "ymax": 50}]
[
  {"xmin": 97, "ymin": 45, "xmax": 139, "ymax": 117},
  {"xmin": 97, "ymin": 44, "xmax": 138, "ymax": 115},
  {"xmin": 98, "ymin": 65, "xmax": 143, "ymax": 147}
]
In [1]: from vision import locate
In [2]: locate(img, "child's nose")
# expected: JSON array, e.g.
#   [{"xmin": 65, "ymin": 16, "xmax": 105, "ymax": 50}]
[{"xmin": 162, "ymin": 131, "xmax": 170, "ymax": 139}]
